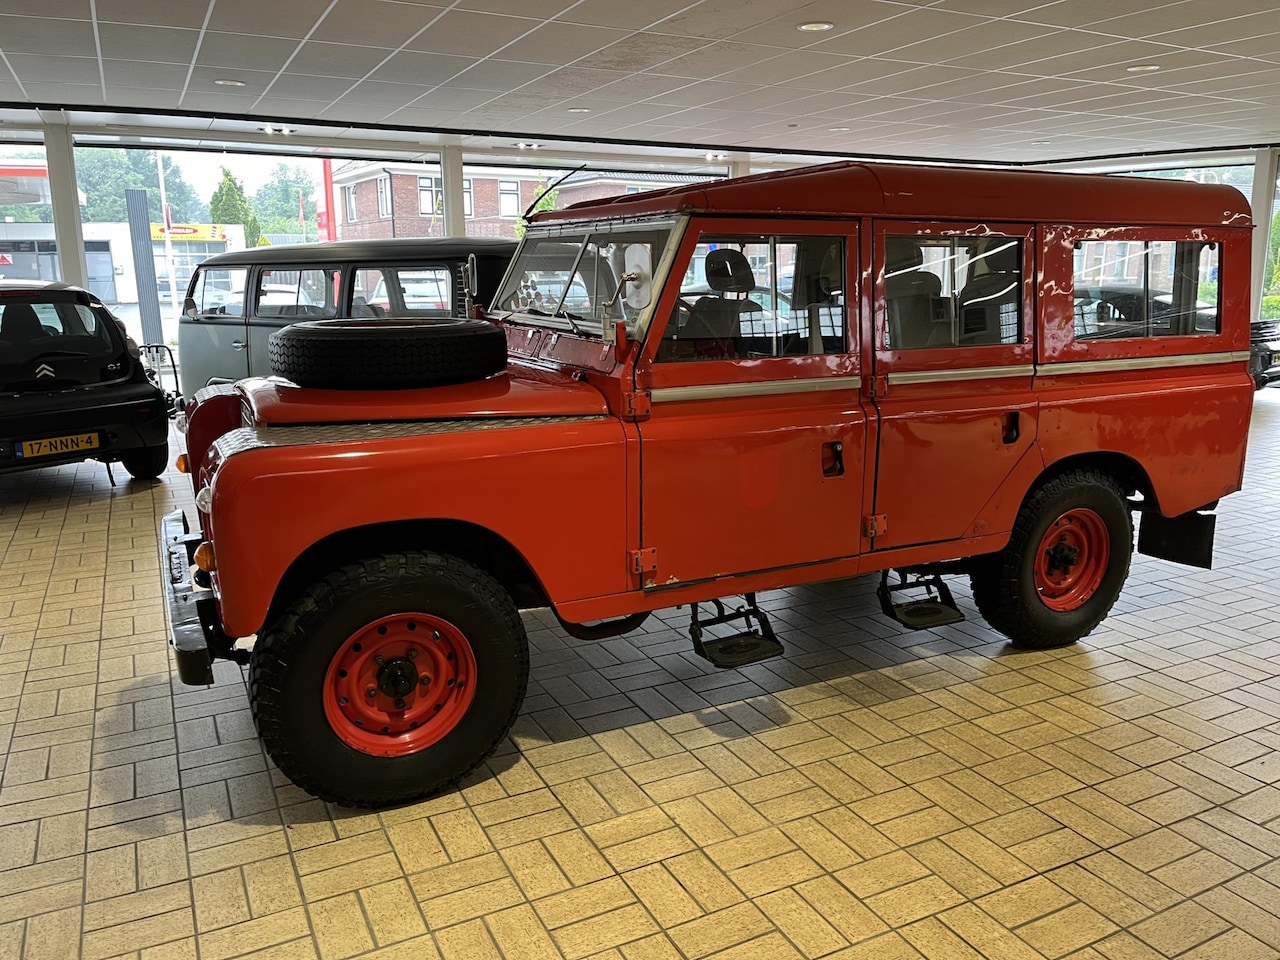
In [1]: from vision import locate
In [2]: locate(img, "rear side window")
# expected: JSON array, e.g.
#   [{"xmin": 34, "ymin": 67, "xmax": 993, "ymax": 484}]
[
  {"xmin": 191, "ymin": 267, "xmax": 247, "ymax": 318},
  {"xmin": 354, "ymin": 265, "xmax": 453, "ymax": 317},
  {"xmin": 883, "ymin": 235, "xmax": 1022, "ymax": 350},
  {"xmin": 1073, "ymin": 240, "xmax": 1220, "ymax": 339},
  {"xmin": 255, "ymin": 267, "xmax": 339, "ymax": 320}
]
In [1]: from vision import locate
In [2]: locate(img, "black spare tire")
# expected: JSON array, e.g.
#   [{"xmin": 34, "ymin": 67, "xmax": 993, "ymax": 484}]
[{"xmin": 268, "ymin": 319, "xmax": 507, "ymax": 390}]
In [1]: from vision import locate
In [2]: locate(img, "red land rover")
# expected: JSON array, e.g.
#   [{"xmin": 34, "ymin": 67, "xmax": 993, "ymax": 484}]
[{"xmin": 163, "ymin": 161, "xmax": 1254, "ymax": 807}]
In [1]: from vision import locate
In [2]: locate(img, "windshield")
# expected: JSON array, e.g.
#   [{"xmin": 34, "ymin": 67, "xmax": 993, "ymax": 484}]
[{"xmin": 494, "ymin": 222, "xmax": 675, "ymax": 333}]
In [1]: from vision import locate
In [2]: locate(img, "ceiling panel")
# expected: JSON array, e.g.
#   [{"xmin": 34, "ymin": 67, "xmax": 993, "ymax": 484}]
[{"xmin": 0, "ymin": 0, "xmax": 1276, "ymax": 165}]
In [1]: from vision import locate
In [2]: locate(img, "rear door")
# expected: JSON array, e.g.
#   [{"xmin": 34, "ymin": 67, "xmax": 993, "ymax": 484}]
[
  {"xmin": 178, "ymin": 265, "xmax": 249, "ymax": 395},
  {"xmin": 870, "ymin": 222, "xmax": 1039, "ymax": 550}
]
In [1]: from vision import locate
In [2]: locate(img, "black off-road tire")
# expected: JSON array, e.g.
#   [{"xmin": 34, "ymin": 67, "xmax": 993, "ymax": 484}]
[
  {"xmin": 268, "ymin": 319, "xmax": 507, "ymax": 390},
  {"xmin": 970, "ymin": 469, "xmax": 1132, "ymax": 649},
  {"xmin": 119, "ymin": 442, "xmax": 169, "ymax": 481},
  {"xmin": 248, "ymin": 551, "xmax": 529, "ymax": 807}
]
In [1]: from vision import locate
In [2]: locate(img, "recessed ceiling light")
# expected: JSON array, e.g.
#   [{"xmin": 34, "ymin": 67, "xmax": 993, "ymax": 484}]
[
  {"xmin": 567, "ymin": 107, "xmax": 591, "ymax": 114},
  {"xmin": 515, "ymin": 142, "xmax": 540, "ymax": 149},
  {"xmin": 1029, "ymin": 140, "xmax": 1051, "ymax": 145},
  {"xmin": 705, "ymin": 152, "xmax": 728, "ymax": 161},
  {"xmin": 797, "ymin": 21, "xmax": 834, "ymax": 31},
  {"xmin": 214, "ymin": 78, "xmax": 246, "ymax": 87},
  {"xmin": 261, "ymin": 125, "xmax": 291, "ymax": 135},
  {"xmin": 1126, "ymin": 64, "xmax": 1161, "ymax": 73},
  {"xmin": 828, "ymin": 126, "xmax": 850, "ymax": 132}
]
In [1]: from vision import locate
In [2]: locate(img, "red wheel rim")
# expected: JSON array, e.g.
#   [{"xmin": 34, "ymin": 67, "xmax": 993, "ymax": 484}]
[
  {"xmin": 1034, "ymin": 508, "xmax": 1111, "ymax": 612},
  {"xmin": 322, "ymin": 613, "xmax": 476, "ymax": 757}
]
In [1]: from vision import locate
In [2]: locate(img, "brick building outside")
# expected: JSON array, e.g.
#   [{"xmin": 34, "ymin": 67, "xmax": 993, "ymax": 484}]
[{"xmin": 331, "ymin": 161, "xmax": 711, "ymax": 241}]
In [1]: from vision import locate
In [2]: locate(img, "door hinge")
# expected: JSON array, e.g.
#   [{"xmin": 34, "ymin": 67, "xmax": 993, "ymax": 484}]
[
  {"xmin": 629, "ymin": 547, "xmax": 658, "ymax": 575},
  {"xmin": 625, "ymin": 390, "xmax": 651, "ymax": 419},
  {"xmin": 864, "ymin": 514, "xmax": 888, "ymax": 538}
]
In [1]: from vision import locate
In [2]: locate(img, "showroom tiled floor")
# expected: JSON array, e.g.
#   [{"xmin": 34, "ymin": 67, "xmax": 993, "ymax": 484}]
[{"xmin": 2, "ymin": 396, "xmax": 1280, "ymax": 960}]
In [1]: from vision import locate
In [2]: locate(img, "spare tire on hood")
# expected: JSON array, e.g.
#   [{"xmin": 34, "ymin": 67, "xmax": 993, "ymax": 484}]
[{"xmin": 268, "ymin": 318, "xmax": 507, "ymax": 390}]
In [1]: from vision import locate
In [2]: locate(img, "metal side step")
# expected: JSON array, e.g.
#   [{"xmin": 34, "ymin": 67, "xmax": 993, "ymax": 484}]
[
  {"xmin": 689, "ymin": 594, "xmax": 784, "ymax": 668},
  {"xmin": 877, "ymin": 570, "xmax": 965, "ymax": 630}
]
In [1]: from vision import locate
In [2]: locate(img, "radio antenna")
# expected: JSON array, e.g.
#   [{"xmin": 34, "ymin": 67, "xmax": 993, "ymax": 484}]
[{"xmin": 522, "ymin": 164, "xmax": 587, "ymax": 223}]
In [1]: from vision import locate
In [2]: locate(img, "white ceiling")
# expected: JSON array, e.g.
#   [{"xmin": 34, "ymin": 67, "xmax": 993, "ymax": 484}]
[{"xmin": 0, "ymin": 0, "xmax": 1278, "ymax": 164}]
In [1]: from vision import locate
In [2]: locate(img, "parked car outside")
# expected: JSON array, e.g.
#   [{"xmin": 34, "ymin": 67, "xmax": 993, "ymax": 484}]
[
  {"xmin": 178, "ymin": 238, "xmax": 516, "ymax": 397},
  {"xmin": 1250, "ymin": 317, "xmax": 1280, "ymax": 388},
  {"xmin": 0, "ymin": 280, "xmax": 169, "ymax": 479}
]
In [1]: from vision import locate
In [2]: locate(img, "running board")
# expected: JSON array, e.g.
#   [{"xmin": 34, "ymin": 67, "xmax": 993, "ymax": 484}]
[{"xmin": 689, "ymin": 593, "xmax": 784, "ymax": 668}]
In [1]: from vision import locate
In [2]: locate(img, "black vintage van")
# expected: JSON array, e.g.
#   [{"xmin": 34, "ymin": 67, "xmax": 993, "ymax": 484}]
[{"xmin": 177, "ymin": 237, "xmax": 516, "ymax": 397}]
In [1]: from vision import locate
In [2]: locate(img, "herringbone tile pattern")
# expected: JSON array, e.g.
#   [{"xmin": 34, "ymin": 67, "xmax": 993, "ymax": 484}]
[{"xmin": 2, "ymin": 394, "xmax": 1280, "ymax": 960}]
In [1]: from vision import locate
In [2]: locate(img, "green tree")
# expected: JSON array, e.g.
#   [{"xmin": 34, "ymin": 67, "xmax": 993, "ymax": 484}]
[
  {"xmin": 515, "ymin": 186, "xmax": 557, "ymax": 238},
  {"xmin": 252, "ymin": 163, "xmax": 317, "ymax": 239},
  {"xmin": 1266, "ymin": 205, "xmax": 1280, "ymax": 296},
  {"xmin": 210, "ymin": 167, "xmax": 261, "ymax": 247}
]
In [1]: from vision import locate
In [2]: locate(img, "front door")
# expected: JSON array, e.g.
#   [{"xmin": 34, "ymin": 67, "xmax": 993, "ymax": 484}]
[
  {"xmin": 178, "ymin": 265, "xmax": 249, "ymax": 396},
  {"xmin": 637, "ymin": 219, "xmax": 865, "ymax": 587},
  {"xmin": 870, "ymin": 221, "xmax": 1038, "ymax": 551}
]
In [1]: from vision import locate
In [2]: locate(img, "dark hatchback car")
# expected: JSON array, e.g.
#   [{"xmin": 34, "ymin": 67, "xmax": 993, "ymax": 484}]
[
  {"xmin": 0, "ymin": 281, "xmax": 169, "ymax": 479},
  {"xmin": 1250, "ymin": 318, "xmax": 1280, "ymax": 389}
]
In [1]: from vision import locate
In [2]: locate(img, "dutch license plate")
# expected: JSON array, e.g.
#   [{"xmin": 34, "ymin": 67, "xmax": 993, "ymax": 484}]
[{"xmin": 16, "ymin": 432, "xmax": 100, "ymax": 459}]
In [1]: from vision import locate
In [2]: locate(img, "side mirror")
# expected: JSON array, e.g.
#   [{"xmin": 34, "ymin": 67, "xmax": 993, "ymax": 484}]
[
  {"xmin": 182, "ymin": 297, "xmax": 198, "ymax": 320},
  {"xmin": 464, "ymin": 254, "xmax": 479, "ymax": 298},
  {"xmin": 623, "ymin": 244, "xmax": 652, "ymax": 310}
]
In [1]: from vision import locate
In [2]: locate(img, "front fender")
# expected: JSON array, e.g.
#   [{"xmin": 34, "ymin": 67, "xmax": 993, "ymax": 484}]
[{"xmin": 205, "ymin": 417, "xmax": 628, "ymax": 637}]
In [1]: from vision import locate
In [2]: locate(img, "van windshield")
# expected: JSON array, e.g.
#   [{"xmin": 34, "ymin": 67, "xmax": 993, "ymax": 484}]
[{"xmin": 494, "ymin": 221, "xmax": 675, "ymax": 334}]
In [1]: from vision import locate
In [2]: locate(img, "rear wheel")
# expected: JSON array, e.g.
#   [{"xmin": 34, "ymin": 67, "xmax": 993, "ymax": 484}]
[
  {"xmin": 249, "ymin": 551, "xmax": 529, "ymax": 807},
  {"xmin": 970, "ymin": 469, "xmax": 1132, "ymax": 649},
  {"xmin": 120, "ymin": 442, "xmax": 169, "ymax": 480}
]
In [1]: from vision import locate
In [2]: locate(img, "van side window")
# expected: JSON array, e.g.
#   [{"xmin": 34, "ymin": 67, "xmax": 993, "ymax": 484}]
[
  {"xmin": 883, "ymin": 235, "xmax": 1022, "ymax": 350},
  {"xmin": 354, "ymin": 266, "xmax": 453, "ymax": 317},
  {"xmin": 658, "ymin": 235, "xmax": 845, "ymax": 361},
  {"xmin": 255, "ymin": 268, "xmax": 339, "ymax": 321},
  {"xmin": 191, "ymin": 267, "xmax": 247, "ymax": 318},
  {"xmin": 1073, "ymin": 240, "xmax": 1220, "ymax": 339}
]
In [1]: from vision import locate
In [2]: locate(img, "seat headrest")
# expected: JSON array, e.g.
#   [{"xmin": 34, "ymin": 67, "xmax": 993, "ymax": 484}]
[
  {"xmin": 0, "ymin": 303, "xmax": 45, "ymax": 341},
  {"xmin": 978, "ymin": 240, "xmax": 1019, "ymax": 274},
  {"xmin": 705, "ymin": 249, "xmax": 755, "ymax": 295},
  {"xmin": 885, "ymin": 237, "xmax": 924, "ymax": 274}
]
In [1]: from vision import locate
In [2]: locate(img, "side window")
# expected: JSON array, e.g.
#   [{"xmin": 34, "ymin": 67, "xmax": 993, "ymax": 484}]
[
  {"xmin": 352, "ymin": 268, "xmax": 388, "ymax": 317},
  {"xmin": 191, "ymin": 267, "xmax": 247, "ymax": 318},
  {"xmin": 255, "ymin": 268, "xmax": 339, "ymax": 321},
  {"xmin": 658, "ymin": 234, "xmax": 845, "ymax": 362},
  {"xmin": 378, "ymin": 267, "xmax": 453, "ymax": 317},
  {"xmin": 1073, "ymin": 239, "xmax": 1219, "ymax": 339},
  {"xmin": 884, "ymin": 235, "xmax": 1021, "ymax": 350}
]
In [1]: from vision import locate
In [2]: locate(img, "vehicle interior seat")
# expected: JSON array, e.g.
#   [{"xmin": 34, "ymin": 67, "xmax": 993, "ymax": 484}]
[
  {"xmin": 350, "ymin": 297, "xmax": 385, "ymax": 318},
  {"xmin": 883, "ymin": 238, "xmax": 942, "ymax": 349},
  {"xmin": 681, "ymin": 248, "xmax": 756, "ymax": 359},
  {"xmin": 0, "ymin": 303, "xmax": 47, "ymax": 343},
  {"xmin": 955, "ymin": 240, "xmax": 1021, "ymax": 346}
]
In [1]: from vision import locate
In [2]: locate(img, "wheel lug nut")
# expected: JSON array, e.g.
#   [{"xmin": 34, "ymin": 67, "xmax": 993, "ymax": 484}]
[
  {"xmin": 395, "ymin": 698, "xmax": 406, "ymax": 709},
  {"xmin": 419, "ymin": 675, "xmax": 430, "ymax": 687},
  {"xmin": 374, "ymin": 655, "xmax": 385, "ymax": 666},
  {"xmin": 366, "ymin": 686, "xmax": 377, "ymax": 698},
  {"xmin": 407, "ymin": 648, "xmax": 417, "ymax": 659}
]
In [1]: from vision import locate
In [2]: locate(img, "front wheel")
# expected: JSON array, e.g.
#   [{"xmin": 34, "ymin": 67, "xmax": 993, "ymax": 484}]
[
  {"xmin": 249, "ymin": 551, "xmax": 529, "ymax": 807},
  {"xmin": 970, "ymin": 469, "xmax": 1132, "ymax": 649}
]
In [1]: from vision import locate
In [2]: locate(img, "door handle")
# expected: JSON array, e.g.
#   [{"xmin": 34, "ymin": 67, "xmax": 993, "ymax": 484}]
[
  {"xmin": 1002, "ymin": 411, "xmax": 1020, "ymax": 444},
  {"xmin": 231, "ymin": 340, "xmax": 246, "ymax": 351},
  {"xmin": 822, "ymin": 441, "xmax": 844, "ymax": 477}
]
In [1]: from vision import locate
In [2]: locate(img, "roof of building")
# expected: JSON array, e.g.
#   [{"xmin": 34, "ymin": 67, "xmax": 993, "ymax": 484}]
[
  {"xmin": 537, "ymin": 160, "xmax": 1252, "ymax": 228},
  {"xmin": 197, "ymin": 237, "xmax": 517, "ymax": 268}
]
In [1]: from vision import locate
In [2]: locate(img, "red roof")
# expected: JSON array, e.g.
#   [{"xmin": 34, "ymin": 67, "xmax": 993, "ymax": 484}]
[{"xmin": 534, "ymin": 160, "xmax": 1251, "ymax": 228}]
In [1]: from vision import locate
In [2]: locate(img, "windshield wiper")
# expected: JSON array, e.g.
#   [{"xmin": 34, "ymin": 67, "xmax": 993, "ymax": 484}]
[{"xmin": 556, "ymin": 310, "xmax": 591, "ymax": 335}]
